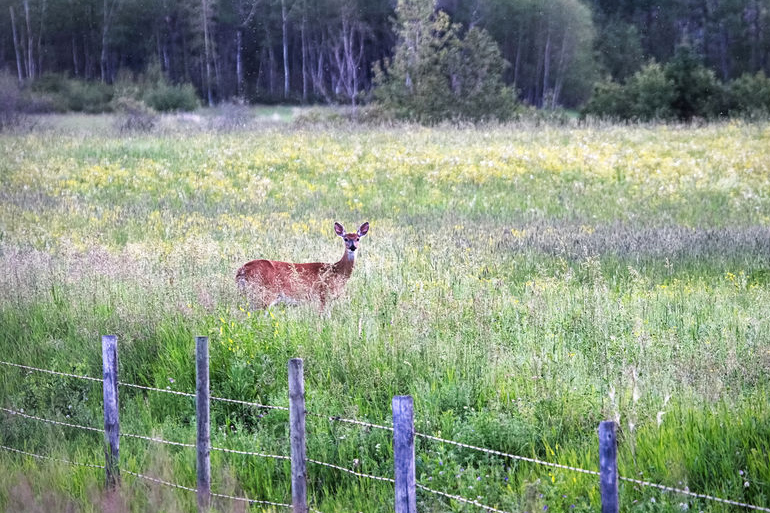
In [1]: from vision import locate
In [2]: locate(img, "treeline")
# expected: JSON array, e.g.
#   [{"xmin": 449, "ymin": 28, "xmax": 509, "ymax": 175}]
[{"xmin": 0, "ymin": 0, "xmax": 769, "ymax": 112}]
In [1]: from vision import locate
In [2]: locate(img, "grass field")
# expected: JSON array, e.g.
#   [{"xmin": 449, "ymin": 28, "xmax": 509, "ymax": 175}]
[{"xmin": 1, "ymin": 114, "xmax": 770, "ymax": 512}]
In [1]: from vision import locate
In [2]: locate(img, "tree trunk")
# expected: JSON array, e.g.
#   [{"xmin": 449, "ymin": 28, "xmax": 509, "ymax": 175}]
[
  {"xmin": 301, "ymin": 15, "xmax": 308, "ymax": 102},
  {"xmin": 83, "ymin": 33, "xmax": 90, "ymax": 79},
  {"xmin": 236, "ymin": 28, "xmax": 244, "ymax": 97},
  {"xmin": 72, "ymin": 34, "xmax": 79, "ymax": 76},
  {"xmin": 268, "ymin": 42, "xmax": 276, "ymax": 96},
  {"xmin": 156, "ymin": 26, "xmax": 163, "ymax": 70},
  {"xmin": 513, "ymin": 22, "xmax": 522, "ymax": 91},
  {"xmin": 182, "ymin": 27, "xmax": 190, "ymax": 82},
  {"xmin": 202, "ymin": 0, "xmax": 213, "ymax": 105},
  {"xmin": 718, "ymin": 21, "xmax": 729, "ymax": 80},
  {"xmin": 101, "ymin": 0, "xmax": 122, "ymax": 83},
  {"xmin": 101, "ymin": 0, "xmax": 109, "ymax": 81},
  {"xmin": 10, "ymin": 6, "xmax": 24, "ymax": 83},
  {"xmin": 552, "ymin": 31, "xmax": 569, "ymax": 108},
  {"xmin": 213, "ymin": 33, "xmax": 222, "ymax": 99},
  {"xmin": 37, "ymin": 0, "xmax": 46, "ymax": 78},
  {"xmin": 24, "ymin": 0, "xmax": 35, "ymax": 80},
  {"xmin": 541, "ymin": 28, "xmax": 552, "ymax": 108},
  {"xmin": 281, "ymin": 0, "xmax": 290, "ymax": 99}
]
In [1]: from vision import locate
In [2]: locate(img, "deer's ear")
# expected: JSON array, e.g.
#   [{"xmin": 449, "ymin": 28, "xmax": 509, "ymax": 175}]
[
  {"xmin": 334, "ymin": 222, "xmax": 345, "ymax": 237},
  {"xmin": 357, "ymin": 222, "xmax": 369, "ymax": 237}
]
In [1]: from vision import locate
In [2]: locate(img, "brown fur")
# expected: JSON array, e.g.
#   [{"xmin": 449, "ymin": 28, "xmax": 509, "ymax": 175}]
[{"xmin": 236, "ymin": 222, "xmax": 368, "ymax": 310}]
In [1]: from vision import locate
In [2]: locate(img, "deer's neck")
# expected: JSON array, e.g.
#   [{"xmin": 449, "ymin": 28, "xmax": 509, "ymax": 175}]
[{"xmin": 333, "ymin": 249, "xmax": 356, "ymax": 278}]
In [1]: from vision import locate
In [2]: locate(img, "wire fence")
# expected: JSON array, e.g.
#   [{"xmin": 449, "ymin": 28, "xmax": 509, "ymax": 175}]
[{"xmin": 3, "ymin": 357, "xmax": 770, "ymax": 513}]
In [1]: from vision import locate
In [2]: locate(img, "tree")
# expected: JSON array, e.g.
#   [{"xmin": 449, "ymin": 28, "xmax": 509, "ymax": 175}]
[
  {"xmin": 596, "ymin": 20, "xmax": 644, "ymax": 82},
  {"xmin": 728, "ymin": 71, "xmax": 770, "ymax": 117},
  {"xmin": 664, "ymin": 45, "xmax": 724, "ymax": 120},
  {"xmin": 374, "ymin": 0, "xmax": 514, "ymax": 123}
]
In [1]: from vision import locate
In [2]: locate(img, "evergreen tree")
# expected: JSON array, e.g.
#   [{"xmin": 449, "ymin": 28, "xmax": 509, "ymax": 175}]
[{"xmin": 374, "ymin": 0, "xmax": 514, "ymax": 123}]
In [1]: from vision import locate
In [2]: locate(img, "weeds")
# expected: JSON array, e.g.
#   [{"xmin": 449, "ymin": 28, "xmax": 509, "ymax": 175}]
[{"xmin": 1, "ymin": 119, "xmax": 769, "ymax": 511}]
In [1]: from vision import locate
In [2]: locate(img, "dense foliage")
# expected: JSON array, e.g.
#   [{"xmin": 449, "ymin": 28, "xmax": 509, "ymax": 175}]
[
  {"xmin": 584, "ymin": 46, "xmax": 770, "ymax": 121},
  {"xmin": 0, "ymin": 0, "xmax": 768, "ymax": 114},
  {"xmin": 374, "ymin": 1, "xmax": 515, "ymax": 123}
]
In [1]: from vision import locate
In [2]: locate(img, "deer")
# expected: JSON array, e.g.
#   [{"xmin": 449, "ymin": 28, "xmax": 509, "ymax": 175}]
[{"xmin": 236, "ymin": 221, "xmax": 369, "ymax": 311}]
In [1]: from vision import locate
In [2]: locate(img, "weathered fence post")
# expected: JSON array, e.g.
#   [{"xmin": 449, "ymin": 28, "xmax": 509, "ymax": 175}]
[
  {"xmin": 196, "ymin": 336, "xmax": 211, "ymax": 512},
  {"xmin": 102, "ymin": 335, "xmax": 120, "ymax": 489},
  {"xmin": 599, "ymin": 420, "xmax": 619, "ymax": 513},
  {"xmin": 393, "ymin": 395, "xmax": 416, "ymax": 513},
  {"xmin": 288, "ymin": 358, "xmax": 308, "ymax": 513}
]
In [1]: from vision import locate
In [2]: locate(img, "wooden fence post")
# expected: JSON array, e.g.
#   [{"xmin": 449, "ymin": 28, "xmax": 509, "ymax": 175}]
[
  {"xmin": 393, "ymin": 395, "xmax": 416, "ymax": 513},
  {"xmin": 196, "ymin": 336, "xmax": 211, "ymax": 512},
  {"xmin": 102, "ymin": 335, "xmax": 120, "ymax": 489},
  {"xmin": 599, "ymin": 420, "xmax": 619, "ymax": 513},
  {"xmin": 288, "ymin": 358, "xmax": 308, "ymax": 513}
]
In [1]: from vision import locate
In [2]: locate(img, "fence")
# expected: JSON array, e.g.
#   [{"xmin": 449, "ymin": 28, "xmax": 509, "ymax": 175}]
[{"xmin": 1, "ymin": 335, "xmax": 769, "ymax": 513}]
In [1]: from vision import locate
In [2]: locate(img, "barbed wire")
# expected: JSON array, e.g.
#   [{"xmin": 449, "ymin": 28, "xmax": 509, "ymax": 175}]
[
  {"xmin": 415, "ymin": 431, "xmax": 601, "ymax": 477},
  {"xmin": 123, "ymin": 469, "xmax": 199, "ymax": 493},
  {"xmin": 309, "ymin": 412, "xmax": 393, "ymax": 432},
  {"xmin": 5, "ymin": 359, "xmax": 770, "ymax": 511},
  {"xmin": 618, "ymin": 476, "xmax": 770, "ymax": 512},
  {"xmin": 307, "ymin": 458, "xmax": 395, "ymax": 484},
  {"xmin": 122, "ymin": 432, "xmax": 196, "ymax": 448},
  {"xmin": 0, "ymin": 360, "xmax": 101, "ymax": 382},
  {"xmin": 2, "ymin": 407, "xmax": 290, "ymax": 461},
  {"xmin": 0, "ymin": 444, "xmax": 295, "ymax": 510},
  {"xmin": 119, "ymin": 381, "xmax": 197, "ymax": 398},
  {"xmin": 210, "ymin": 394, "xmax": 290, "ymax": 412},
  {"xmin": 1, "ymin": 407, "xmax": 104, "ymax": 434},
  {"xmin": 210, "ymin": 491, "xmax": 293, "ymax": 510},
  {"xmin": 0, "ymin": 444, "xmax": 105, "ymax": 470},
  {"xmin": 416, "ymin": 431, "xmax": 770, "ymax": 511},
  {"xmin": 0, "ymin": 359, "xmax": 289, "ymax": 411},
  {"xmin": 212, "ymin": 445, "xmax": 291, "ymax": 461},
  {"xmin": 416, "ymin": 483, "xmax": 511, "ymax": 513}
]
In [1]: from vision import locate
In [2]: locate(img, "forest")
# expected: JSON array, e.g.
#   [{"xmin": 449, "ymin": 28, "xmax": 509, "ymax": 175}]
[{"xmin": 0, "ymin": 0, "xmax": 769, "ymax": 113}]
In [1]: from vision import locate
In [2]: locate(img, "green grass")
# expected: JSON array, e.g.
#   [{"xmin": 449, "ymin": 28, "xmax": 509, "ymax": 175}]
[{"xmin": 1, "ymin": 117, "xmax": 770, "ymax": 511}]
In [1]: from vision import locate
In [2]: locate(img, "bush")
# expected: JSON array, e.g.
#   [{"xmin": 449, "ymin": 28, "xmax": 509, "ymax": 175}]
[
  {"xmin": 374, "ymin": 3, "xmax": 515, "ymax": 124},
  {"xmin": 0, "ymin": 72, "xmax": 27, "ymax": 131},
  {"xmin": 664, "ymin": 46, "xmax": 724, "ymax": 120},
  {"xmin": 209, "ymin": 101, "xmax": 253, "ymax": 131},
  {"xmin": 582, "ymin": 80, "xmax": 629, "ymax": 120},
  {"xmin": 728, "ymin": 71, "xmax": 770, "ymax": 119},
  {"xmin": 582, "ymin": 46, "xmax": 726, "ymax": 122},
  {"xmin": 112, "ymin": 96, "xmax": 158, "ymax": 133},
  {"xmin": 626, "ymin": 62, "xmax": 675, "ymax": 120},
  {"xmin": 143, "ymin": 82, "xmax": 199, "ymax": 112},
  {"xmin": 29, "ymin": 74, "xmax": 113, "ymax": 113}
]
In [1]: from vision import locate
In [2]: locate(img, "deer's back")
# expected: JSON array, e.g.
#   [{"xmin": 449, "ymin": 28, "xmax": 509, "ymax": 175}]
[{"xmin": 236, "ymin": 259, "xmax": 334, "ymax": 297}]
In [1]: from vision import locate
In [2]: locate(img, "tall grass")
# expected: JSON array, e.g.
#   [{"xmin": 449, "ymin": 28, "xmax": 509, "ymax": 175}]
[{"xmin": 1, "ymin": 119, "xmax": 769, "ymax": 511}]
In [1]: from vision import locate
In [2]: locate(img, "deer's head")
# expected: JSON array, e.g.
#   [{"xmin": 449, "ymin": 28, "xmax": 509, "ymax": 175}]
[{"xmin": 335, "ymin": 222, "xmax": 369, "ymax": 255}]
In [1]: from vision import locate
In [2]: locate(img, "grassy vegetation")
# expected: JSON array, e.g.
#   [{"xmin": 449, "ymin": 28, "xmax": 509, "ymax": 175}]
[{"xmin": 1, "ymin": 116, "xmax": 770, "ymax": 512}]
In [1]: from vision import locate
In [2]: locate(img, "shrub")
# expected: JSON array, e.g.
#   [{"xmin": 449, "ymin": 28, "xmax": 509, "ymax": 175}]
[
  {"xmin": 625, "ymin": 62, "xmax": 676, "ymax": 120},
  {"xmin": 581, "ymin": 80, "xmax": 629, "ymax": 120},
  {"xmin": 374, "ymin": 2, "xmax": 515, "ymax": 124},
  {"xmin": 66, "ymin": 80, "xmax": 114, "ymax": 113},
  {"xmin": 28, "ymin": 74, "xmax": 113, "ymax": 113},
  {"xmin": 144, "ymin": 82, "xmax": 199, "ymax": 112},
  {"xmin": 0, "ymin": 72, "xmax": 27, "ymax": 131},
  {"xmin": 583, "ymin": 46, "xmax": 726, "ymax": 122},
  {"xmin": 112, "ymin": 96, "xmax": 158, "ymax": 133},
  {"xmin": 210, "ymin": 101, "xmax": 253, "ymax": 131},
  {"xmin": 728, "ymin": 71, "xmax": 770, "ymax": 119},
  {"xmin": 664, "ymin": 46, "xmax": 724, "ymax": 120}
]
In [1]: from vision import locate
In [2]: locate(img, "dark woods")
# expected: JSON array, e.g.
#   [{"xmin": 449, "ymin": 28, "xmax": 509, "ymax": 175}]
[{"xmin": 0, "ymin": 0, "xmax": 769, "ymax": 117}]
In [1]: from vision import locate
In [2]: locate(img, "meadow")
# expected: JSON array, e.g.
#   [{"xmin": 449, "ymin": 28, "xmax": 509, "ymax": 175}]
[{"xmin": 1, "ymin": 113, "xmax": 770, "ymax": 512}]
